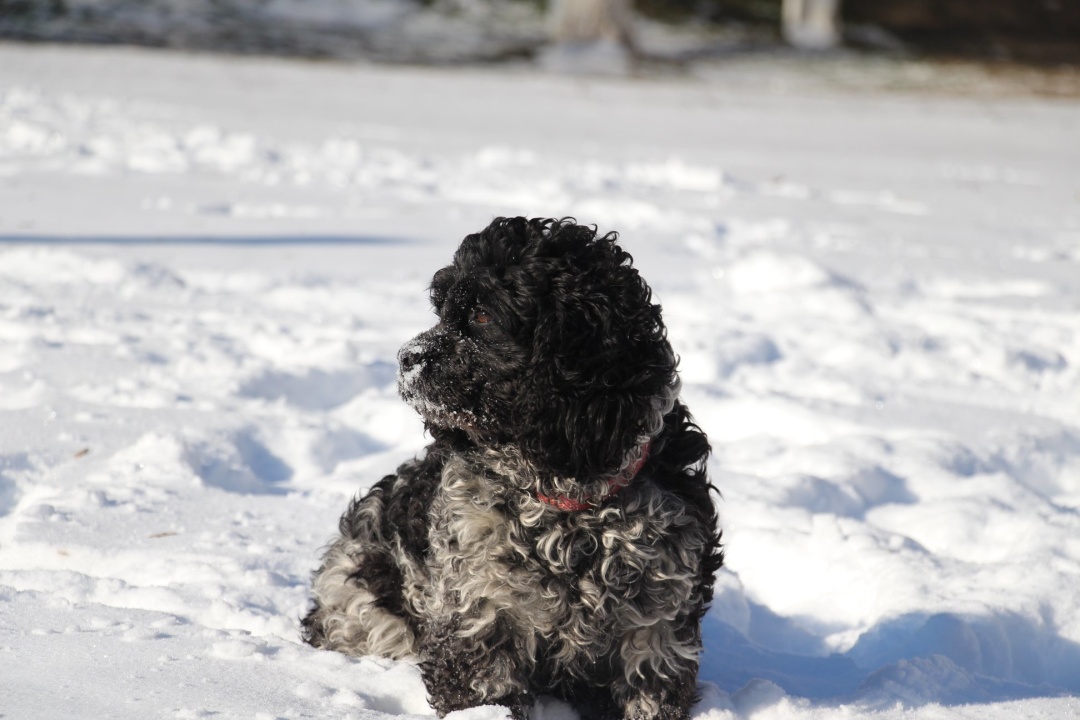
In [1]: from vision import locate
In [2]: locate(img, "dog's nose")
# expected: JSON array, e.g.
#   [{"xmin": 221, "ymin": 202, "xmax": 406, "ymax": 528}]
[
  {"xmin": 398, "ymin": 331, "xmax": 440, "ymax": 373},
  {"xmin": 398, "ymin": 342, "xmax": 422, "ymax": 372}
]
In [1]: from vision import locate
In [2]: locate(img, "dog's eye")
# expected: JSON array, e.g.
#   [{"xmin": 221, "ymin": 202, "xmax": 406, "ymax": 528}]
[{"xmin": 474, "ymin": 308, "xmax": 493, "ymax": 324}]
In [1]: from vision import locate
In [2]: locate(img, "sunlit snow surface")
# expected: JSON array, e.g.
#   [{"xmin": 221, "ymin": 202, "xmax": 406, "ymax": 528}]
[{"xmin": 2, "ymin": 44, "xmax": 1080, "ymax": 720}]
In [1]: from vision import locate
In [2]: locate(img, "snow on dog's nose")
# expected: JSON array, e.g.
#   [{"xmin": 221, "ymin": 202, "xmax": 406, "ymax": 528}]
[
  {"xmin": 396, "ymin": 328, "xmax": 455, "ymax": 406},
  {"xmin": 396, "ymin": 335, "xmax": 431, "ymax": 395}
]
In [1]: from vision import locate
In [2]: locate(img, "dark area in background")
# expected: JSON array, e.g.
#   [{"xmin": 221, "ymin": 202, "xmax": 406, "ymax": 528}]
[
  {"xmin": 639, "ymin": 0, "xmax": 1080, "ymax": 64},
  {"xmin": 843, "ymin": 0, "xmax": 1080, "ymax": 65},
  {"xmin": 0, "ymin": 0, "xmax": 1077, "ymax": 65}
]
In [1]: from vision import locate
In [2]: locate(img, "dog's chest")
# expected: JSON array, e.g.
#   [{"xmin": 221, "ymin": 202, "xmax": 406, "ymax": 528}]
[{"xmin": 423, "ymin": 455, "xmax": 616, "ymax": 630}]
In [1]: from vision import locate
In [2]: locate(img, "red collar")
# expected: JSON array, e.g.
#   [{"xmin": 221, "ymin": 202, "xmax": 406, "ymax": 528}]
[{"xmin": 537, "ymin": 441, "xmax": 651, "ymax": 512}]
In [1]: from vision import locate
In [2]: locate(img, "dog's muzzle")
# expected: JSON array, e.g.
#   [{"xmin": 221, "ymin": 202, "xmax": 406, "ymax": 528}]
[{"xmin": 396, "ymin": 328, "xmax": 455, "ymax": 400}]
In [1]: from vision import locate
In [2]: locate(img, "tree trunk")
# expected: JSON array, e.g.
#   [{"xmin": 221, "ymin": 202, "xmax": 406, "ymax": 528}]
[
  {"xmin": 782, "ymin": 0, "xmax": 842, "ymax": 49},
  {"xmin": 542, "ymin": 0, "xmax": 634, "ymax": 75},
  {"xmin": 548, "ymin": 0, "xmax": 633, "ymax": 48}
]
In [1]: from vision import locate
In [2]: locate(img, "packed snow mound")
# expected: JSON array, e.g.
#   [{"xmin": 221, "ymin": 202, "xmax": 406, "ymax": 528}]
[
  {"xmin": 2, "ymin": 44, "xmax": 1079, "ymax": 720},
  {"xmin": 0, "ymin": 0, "xmax": 545, "ymax": 62}
]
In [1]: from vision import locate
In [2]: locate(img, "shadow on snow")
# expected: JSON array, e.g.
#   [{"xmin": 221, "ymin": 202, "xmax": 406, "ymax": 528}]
[
  {"xmin": 0, "ymin": 234, "xmax": 419, "ymax": 246},
  {"xmin": 700, "ymin": 606, "xmax": 1080, "ymax": 707}
]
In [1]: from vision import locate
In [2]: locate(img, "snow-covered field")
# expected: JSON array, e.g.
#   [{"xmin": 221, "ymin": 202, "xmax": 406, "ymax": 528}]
[{"xmin": 2, "ymin": 42, "xmax": 1080, "ymax": 720}]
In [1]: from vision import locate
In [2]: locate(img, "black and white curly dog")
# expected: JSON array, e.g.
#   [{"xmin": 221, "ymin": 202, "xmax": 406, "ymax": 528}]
[{"xmin": 303, "ymin": 217, "xmax": 723, "ymax": 720}]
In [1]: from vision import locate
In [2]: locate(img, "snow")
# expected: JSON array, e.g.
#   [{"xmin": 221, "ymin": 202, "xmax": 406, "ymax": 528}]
[{"xmin": 2, "ymin": 41, "xmax": 1080, "ymax": 719}]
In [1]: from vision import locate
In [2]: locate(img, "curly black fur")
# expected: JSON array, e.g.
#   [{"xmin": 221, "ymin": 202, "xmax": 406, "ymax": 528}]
[{"xmin": 303, "ymin": 217, "xmax": 723, "ymax": 720}]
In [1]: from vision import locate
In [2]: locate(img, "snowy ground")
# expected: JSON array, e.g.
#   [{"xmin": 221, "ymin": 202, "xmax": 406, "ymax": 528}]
[{"xmin": 2, "ymin": 43, "xmax": 1080, "ymax": 720}]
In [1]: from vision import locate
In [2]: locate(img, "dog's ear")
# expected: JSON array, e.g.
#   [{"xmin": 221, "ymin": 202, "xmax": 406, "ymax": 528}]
[{"xmin": 514, "ymin": 245, "xmax": 676, "ymax": 481}]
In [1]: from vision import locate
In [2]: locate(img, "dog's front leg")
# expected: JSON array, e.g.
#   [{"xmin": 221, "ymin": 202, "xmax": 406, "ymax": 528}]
[
  {"xmin": 611, "ymin": 621, "xmax": 701, "ymax": 720},
  {"xmin": 420, "ymin": 612, "xmax": 534, "ymax": 720}
]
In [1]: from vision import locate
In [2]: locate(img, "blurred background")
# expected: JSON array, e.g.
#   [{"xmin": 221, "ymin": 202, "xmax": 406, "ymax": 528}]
[
  {"xmin": 3, "ymin": 1, "xmax": 1080, "ymax": 718},
  {"xmin": 1, "ymin": 0, "xmax": 1078, "ymax": 78}
]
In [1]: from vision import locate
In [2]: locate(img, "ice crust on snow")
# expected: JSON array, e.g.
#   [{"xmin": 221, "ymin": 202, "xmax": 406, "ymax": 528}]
[{"xmin": 1, "ymin": 44, "xmax": 1079, "ymax": 720}]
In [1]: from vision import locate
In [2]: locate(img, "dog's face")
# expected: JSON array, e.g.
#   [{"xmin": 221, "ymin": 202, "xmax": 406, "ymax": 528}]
[{"xmin": 398, "ymin": 217, "xmax": 678, "ymax": 481}]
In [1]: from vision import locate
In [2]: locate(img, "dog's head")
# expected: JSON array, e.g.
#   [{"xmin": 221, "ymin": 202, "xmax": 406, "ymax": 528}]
[{"xmin": 398, "ymin": 217, "xmax": 678, "ymax": 482}]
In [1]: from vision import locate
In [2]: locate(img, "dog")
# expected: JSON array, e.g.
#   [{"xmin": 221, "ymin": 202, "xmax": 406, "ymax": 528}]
[{"xmin": 302, "ymin": 217, "xmax": 723, "ymax": 720}]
